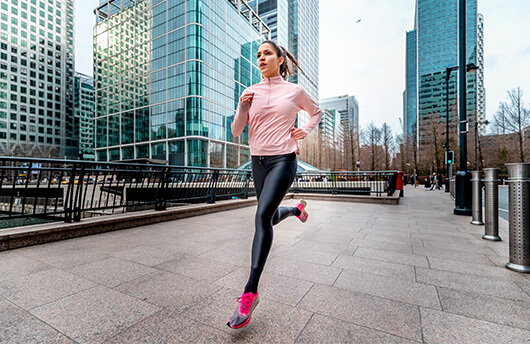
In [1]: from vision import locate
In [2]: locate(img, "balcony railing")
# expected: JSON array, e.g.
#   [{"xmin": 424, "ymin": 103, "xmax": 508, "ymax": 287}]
[{"xmin": 0, "ymin": 156, "xmax": 397, "ymax": 224}]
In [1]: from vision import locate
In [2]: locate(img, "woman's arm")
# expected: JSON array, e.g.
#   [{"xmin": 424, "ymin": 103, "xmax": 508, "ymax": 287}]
[
  {"xmin": 231, "ymin": 91, "xmax": 254, "ymax": 137},
  {"xmin": 297, "ymin": 87, "xmax": 322, "ymax": 137}
]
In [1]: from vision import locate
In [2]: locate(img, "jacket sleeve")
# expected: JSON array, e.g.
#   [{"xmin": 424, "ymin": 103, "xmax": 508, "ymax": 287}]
[
  {"xmin": 298, "ymin": 86, "xmax": 322, "ymax": 135},
  {"xmin": 231, "ymin": 90, "xmax": 250, "ymax": 137}
]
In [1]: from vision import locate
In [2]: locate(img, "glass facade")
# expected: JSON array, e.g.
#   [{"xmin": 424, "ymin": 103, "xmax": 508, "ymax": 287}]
[
  {"xmin": 74, "ymin": 72, "xmax": 95, "ymax": 161},
  {"xmin": 247, "ymin": 0, "xmax": 289, "ymax": 47},
  {"xmin": 0, "ymin": 0, "xmax": 75, "ymax": 158},
  {"xmin": 405, "ymin": 30, "xmax": 417, "ymax": 138},
  {"xmin": 246, "ymin": 0, "xmax": 318, "ymax": 102},
  {"xmin": 291, "ymin": 0, "xmax": 318, "ymax": 102},
  {"xmin": 94, "ymin": 0, "xmax": 270, "ymax": 167},
  {"xmin": 319, "ymin": 95, "xmax": 359, "ymax": 158},
  {"xmin": 319, "ymin": 108, "xmax": 342, "ymax": 152},
  {"xmin": 404, "ymin": 0, "xmax": 484, "ymax": 146}
]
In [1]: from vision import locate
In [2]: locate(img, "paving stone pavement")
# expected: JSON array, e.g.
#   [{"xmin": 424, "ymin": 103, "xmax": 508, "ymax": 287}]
[{"xmin": 1, "ymin": 186, "xmax": 530, "ymax": 343}]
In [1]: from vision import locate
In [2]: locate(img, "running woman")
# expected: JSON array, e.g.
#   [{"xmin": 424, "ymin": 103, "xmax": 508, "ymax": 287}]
[{"xmin": 227, "ymin": 40, "xmax": 322, "ymax": 329}]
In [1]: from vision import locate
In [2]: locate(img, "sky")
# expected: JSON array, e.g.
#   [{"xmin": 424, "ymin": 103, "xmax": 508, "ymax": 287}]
[{"xmin": 75, "ymin": 0, "xmax": 530, "ymax": 136}]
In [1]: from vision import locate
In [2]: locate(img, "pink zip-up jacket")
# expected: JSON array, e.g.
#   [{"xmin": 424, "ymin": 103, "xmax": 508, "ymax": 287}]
[{"xmin": 231, "ymin": 76, "xmax": 322, "ymax": 156}]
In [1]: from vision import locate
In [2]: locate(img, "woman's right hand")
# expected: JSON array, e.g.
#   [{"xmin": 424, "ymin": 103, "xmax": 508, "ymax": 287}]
[{"xmin": 239, "ymin": 91, "xmax": 254, "ymax": 112}]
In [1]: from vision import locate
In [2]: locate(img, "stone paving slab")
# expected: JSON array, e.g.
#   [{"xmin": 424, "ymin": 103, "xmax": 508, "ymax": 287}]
[
  {"xmin": 420, "ymin": 307, "xmax": 530, "ymax": 344},
  {"xmin": 354, "ymin": 246, "xmax": 430, "ymax": 268},
  {"xmin": 1, "ymin": 186, "xmax": 530, "ymax": 343},
  {"xmin": 294, "ymin": 313, "xmax": 417, "ymax": 344},
  {"xmin": 269, "ymin": 244, "xmax": 339, "ymax": 266},
  {"xmin": 348, "ymin": 238, "xmax": 414, "ymax": 254},
  {"xmin": 104, "ymin": 309, "xmax": 238, "ymax": 344},
  {"xmin": 297, "ymin": 284, "xmax": 423, "ymax": 341},
  {"xmin": 29, "ymin": 286, "xmax": 160, "ymax": 344},
  {"xmin": 415, "ymin": 267, "xmax": 530, "ymax": 301},
  {"xmin": 331, "ymin": 254, "xmax": 417, "ymax": 281},
  {"xmin": 333, "ymin": 268, "xmax": 441, "ymax": 309},
  {"xmin": 438, "ymin": 287, "xmax": 530, "ymax": 330},
  {"xmin": 0, "ymin": 269, "xmax": 97, "ymax": 310}
]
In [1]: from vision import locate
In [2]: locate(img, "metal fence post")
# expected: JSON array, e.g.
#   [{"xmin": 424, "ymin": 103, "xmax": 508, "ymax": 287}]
[
  {"xmin": 505, "ymin": 163, "xmax": 530, "ymax": 273},
  {"xmin": 471, "ymin": 170, "xmax": 484, "ymax": 225},
  {"xmin": 64, "ymin": 162, "xmax": 77, "ymax": 223},
  {"xmin": 207, "ymin": 170, "xmax": 219, "ymax": 204},
  {"xmin": 483, "ymin": 168, "xmax": 501, "ymax": 241},
  {"xmin": 241, "ymin": 171, "xmax": 251, "ymax": 199},
  {"xmin": 154, "ymin": 167, "xmax": 168, "ymax": 211}
]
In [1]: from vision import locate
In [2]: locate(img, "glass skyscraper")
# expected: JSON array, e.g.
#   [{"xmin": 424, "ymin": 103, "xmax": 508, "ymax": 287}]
[
  {"xmin": 404, "ymin": 0, "xmax": 484, "ymax": 146},
  {"xmin": 290, "ymin": 0, "xmax": 318, "ymax": 101},
  {"xmin": 94, "ymin": 0, "xmax": 270, "ymax": 167},
  {"xmin": 245, "ymin": 0, "xmax": 318, "ymax": 101},
  {"xmin": 404, "ymin": 29, "xmax": 417, "ymax": 138},
  {"xmin": 74, "ymin": 72, "xmax": 95, "ymax": 161},
  {"xmin": 0, "ymin": 0, "xmax": 75, "ymax": 158}
]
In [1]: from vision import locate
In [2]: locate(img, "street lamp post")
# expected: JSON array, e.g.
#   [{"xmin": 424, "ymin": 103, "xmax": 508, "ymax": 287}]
[
  {"xmin": 445, "ymin": 66, "xmax": 459, "ymax": 193},
  {"xmin": 454, "ymin": 0, "xmax": 480, "ymax": 215}
]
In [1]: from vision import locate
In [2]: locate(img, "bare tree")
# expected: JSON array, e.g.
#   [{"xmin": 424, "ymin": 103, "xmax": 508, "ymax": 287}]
[
  {"xmin": 361, "ymin": 122, "xmax": 382, "ymax": 171},
  {"xmin": 381, "ymin": 123, "xmax": 393, "ymax": 170},
  {"xmin": 348, "ymin": 125, "xmax": 359, "ymax": 171},
  {"xmin": 418, "ymin": 119, "xmax": 445, "ymax": 173},
  {"xmin": 493, "ymin": 87, "xmax": 530, "ymax": 162}
]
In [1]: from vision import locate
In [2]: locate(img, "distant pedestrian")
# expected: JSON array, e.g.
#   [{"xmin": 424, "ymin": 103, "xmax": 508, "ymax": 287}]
[
  {"xmin": 429, "ymin": 173, "xmax": 437, "ymax": 190},
  {"xmin": 437, "ymin": 173, "xmax": 443, "ymax": 190},
  {"xmin": 425, "ymin": 175, "xmax": 431, "ymax": 190},
  {"xmin": 403, "ymin": 174, "xmax": 409, "ymax": 186}
]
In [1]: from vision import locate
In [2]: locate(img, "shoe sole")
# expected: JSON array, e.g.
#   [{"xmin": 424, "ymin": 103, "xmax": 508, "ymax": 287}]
[
  {"xmin": 227, "ymin": 295, "xmax": 260, "ymax": 329},
  {"xmin": 297, "ymin": 200, "xmax": 308, "ymax": 223}
]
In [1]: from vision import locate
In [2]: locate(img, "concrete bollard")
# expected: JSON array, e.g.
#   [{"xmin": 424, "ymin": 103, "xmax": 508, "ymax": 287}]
[
  {"xmin": 505, "ymin": 163, "xmax": 530, "ymax": 273},
  {"xmin": 483, "ymin": 168, "xmax": 501, "ymax": 241},
  {"xmin": 470, "ymin": 170, "xmax": 484, "ymax": 225}
]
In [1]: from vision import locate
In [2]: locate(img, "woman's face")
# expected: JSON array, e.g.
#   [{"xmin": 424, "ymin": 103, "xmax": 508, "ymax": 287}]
[{"xmin": 256, "ymin": 43, "xmax": 284, "ymax": 78}]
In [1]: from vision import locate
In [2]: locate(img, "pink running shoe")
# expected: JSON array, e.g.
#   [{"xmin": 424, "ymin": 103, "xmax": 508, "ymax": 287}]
[
  {"xmin": 296, "ymin": 200, "xmax": 308, "ymax": 223},
  {"xmin": 227, "ymin": 291, "xmax": 259, "ymax": 329}
]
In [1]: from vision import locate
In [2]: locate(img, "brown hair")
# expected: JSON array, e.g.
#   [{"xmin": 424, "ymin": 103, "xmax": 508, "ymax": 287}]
[{"xmin": 259, "ymin": 40, "xmax": 306, "ymax": 80}]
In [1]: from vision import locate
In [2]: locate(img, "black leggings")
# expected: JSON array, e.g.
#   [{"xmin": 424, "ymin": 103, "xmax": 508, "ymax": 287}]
[{"xmin": 244, "ymin": 152, "xmax": 299, "ymax": 294}]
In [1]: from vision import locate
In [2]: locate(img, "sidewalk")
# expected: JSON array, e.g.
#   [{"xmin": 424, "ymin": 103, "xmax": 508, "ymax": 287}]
[{"xmin": 1, "ymin": 186, "xmax": 529, "ymax": 343}]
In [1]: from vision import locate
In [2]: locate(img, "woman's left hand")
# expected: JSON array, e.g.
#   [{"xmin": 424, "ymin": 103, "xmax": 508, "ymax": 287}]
[{"xmin": 291, "ymin": 128, "xmax": 307, "ymax": 140}]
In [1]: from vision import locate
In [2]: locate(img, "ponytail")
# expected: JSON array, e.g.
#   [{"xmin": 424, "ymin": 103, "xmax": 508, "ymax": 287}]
[{"xmin": 259, "ymin": 40, "xmax": 307, "ymax": 80}]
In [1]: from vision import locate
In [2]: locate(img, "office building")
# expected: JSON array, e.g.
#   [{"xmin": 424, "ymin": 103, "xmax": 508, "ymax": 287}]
[
  {"xmin": 404, "ymin": 0, "xmax": 484, "ymax": 147},
  {"xmin": 245, "ymin": 0, "xmax": 318, "ymax": 101},
  {"xmin": 319, "ymin": 94, "xmax": 359, "ymax": 169},
  {"xmin": 0, "ymin": 0, "xmax": 75, "ymax": 158},
  {"xmin": 317, "ymin": 108, "xmax": 343, "ymax": 169},
  {"xmin": 94, "ymin": 0, "xmax": 270, "ymax": 167},
  {"xmin": 246, "ymin": 0, "xmax": 289, "ymax": 47},
  {"xmin": 74, "ymin": 72, "xmax": 95, "ymax": 161}
]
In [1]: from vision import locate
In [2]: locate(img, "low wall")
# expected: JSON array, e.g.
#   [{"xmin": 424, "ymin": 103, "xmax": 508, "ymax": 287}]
[{"xmin": 0, "ymin": 192, "xmax": 399, "ymax": 251}]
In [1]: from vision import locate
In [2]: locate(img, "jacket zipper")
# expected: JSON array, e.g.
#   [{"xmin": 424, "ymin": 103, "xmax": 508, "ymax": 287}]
[{"xmin": 267, "ymin": 77, "xmax": 271, "ymax": 105}]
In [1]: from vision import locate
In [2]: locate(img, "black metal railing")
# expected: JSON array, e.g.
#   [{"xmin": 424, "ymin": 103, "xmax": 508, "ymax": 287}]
[
  {"xmin": 292, "ymin": 170, "xmax": 397, "ymax": 196},
  {"xmin": 0, "ymin": 156, "xmax": 397, "ymax": 224}
]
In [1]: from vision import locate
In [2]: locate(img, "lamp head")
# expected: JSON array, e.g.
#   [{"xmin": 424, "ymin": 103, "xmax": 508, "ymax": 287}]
[{"xmin": 466, "ymin": 63, "xmax": 479, "ymax": 74}]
